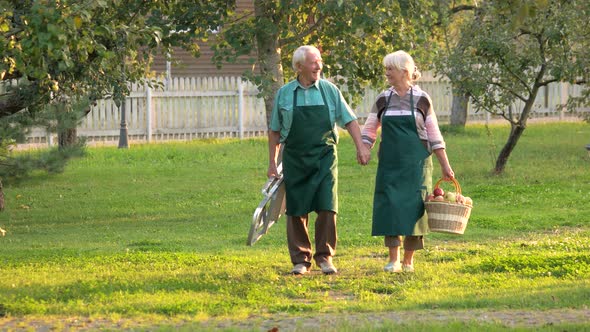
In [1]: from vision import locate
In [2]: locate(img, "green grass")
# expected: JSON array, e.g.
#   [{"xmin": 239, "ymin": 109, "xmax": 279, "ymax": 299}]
[{"xmin": 1, "ymin": 122, "xmax": 589, "ymax": 331}]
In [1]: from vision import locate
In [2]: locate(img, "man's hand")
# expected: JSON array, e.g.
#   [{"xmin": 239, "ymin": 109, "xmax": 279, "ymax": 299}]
[
  {"xmin": 345, "ymin": 121, "xmax": 371, "ymax": 166},
  {"xmin": 267, "ymin": 131, "xmax": 281, "ymax": 178},
  {"xmin": 267, "ymin": 163, "xmax": 279, "ymax": 179}
]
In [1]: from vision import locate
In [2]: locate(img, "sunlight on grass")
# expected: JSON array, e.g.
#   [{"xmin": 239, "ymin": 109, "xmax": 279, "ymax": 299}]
[{"xmin": 1, "ymin": 123, "xmax": 589, "ymax": 330}]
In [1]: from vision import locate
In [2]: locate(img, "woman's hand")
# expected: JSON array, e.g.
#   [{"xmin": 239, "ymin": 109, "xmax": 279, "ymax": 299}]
[
  {"xmin": 357, "ymin": 144, "xmax": 371, "ymax": 165},
  {"xmin": 441, "ymin": 164, "xmax": 455, "ymax": 181},
  {"xmin": 433, "ymin": 148, "xmax": 454, "ymax": 180}
]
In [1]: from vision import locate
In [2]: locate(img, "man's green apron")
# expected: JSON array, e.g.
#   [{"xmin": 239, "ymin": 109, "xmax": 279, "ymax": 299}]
[
  {"xmin": 372, "ymin": 89, "xmax": 432, "ymax": 236},
  {"xmin": 282, "ymin": 85, "xmax": 338, "ymax": 216}
]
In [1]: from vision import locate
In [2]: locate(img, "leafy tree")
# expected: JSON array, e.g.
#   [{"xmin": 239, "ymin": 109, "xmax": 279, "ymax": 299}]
[
  {"xmin": 0, "ymin": 0, "xmax": 233, "ymax": 208},
  {"xmin": 210, "ymin": 0, "xmax": 441, "ymax": 125},
  {"xmin": 433, "ymin": 1, "xmax": 477, "ymax": 128},
  {"xmin": 436, "ymin": 0, "xmax": 589, "ymax": 174},
  {"xmin": 436, "ymin": 0, "xmax": 549, "ymax": 128}
]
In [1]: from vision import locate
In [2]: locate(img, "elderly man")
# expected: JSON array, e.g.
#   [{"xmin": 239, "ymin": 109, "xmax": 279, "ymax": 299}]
[{"xmin": 267, "ymin": 45, "xmax": 370, "ymax": 275}]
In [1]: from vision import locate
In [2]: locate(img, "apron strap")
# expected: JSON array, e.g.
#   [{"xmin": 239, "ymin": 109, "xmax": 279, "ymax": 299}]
[{"xmin": 379, "ymin": 87, "xmax": 414, "ymax": 119}]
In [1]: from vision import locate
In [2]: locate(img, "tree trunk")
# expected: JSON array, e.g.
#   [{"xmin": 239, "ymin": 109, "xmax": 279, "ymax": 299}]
[
  {"xmin": 494, "ymin": 84, "xmax": 540, "ymax": 174},
  {"xmin": 58, "ymin": 127, "xmax": 77, "ymax": 149},
  {"xmin": 254, "ymin": 0, "xmax": 284, "ymax": 128},
  {"xmin": 494, "ymin": 122, "xmax": 526, "ymax": 174},
  {"xmin": 450, "ymin": 92, "xmax": 468, "ymax": 127}
]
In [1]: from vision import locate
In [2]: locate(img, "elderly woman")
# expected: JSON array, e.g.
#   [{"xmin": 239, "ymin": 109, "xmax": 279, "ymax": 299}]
[{"xmin": 361, "ymin": 50, "xmax": 454, "ymax": 273}]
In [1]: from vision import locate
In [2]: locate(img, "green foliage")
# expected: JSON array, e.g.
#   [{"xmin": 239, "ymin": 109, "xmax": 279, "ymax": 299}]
[
  {"xmin": 0, "ymin": 0, "xmax": 233, "ymax": 183},
  {"xmin": 212, "ymin": 0, "xmax": 442, "ymax": 106},
  {"xmin": 0, "ymin": 142, "xmax": 85, "ymax": 183},
  {"xmin": 437, "ymin": 0, "xmax": 590, "ymax": 117},
  {"xmin": 435, "ymin": 0, "xmax": 590, "ymax": 173},
  {"xmin": 1, "ymin": 0, "xmax": 233, "ymax": 109},
  {"xmin": 0, "ymin": 95, "xmax": 89, "ymax": 182},
  {"xmin": 0, "ymin": 123, "xmax": 589, "ymax": 330}
]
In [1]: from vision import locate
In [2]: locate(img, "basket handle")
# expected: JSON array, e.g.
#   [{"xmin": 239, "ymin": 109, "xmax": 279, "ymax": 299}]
[{"xmin": 433, "ymin": 178, "xmax": 462, "ymax": 195}]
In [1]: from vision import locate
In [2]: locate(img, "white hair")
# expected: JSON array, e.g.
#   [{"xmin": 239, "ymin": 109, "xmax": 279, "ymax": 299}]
[
  {"xmin": 292, "ymin": 45, "xmax": 321, "ymax": 71},
  {"xmin": 383, "ymin": 50, "xmax": 422, "ymax": 81}
]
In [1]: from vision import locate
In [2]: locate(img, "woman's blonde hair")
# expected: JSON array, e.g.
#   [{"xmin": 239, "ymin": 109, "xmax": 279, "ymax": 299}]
[
  {"xmin": 292, "ymin": 45, "xmax": 321, "ymax": 71},
  {"xmin": 383, "ymin": 50, "xmax": 422, "ymax": 81}
]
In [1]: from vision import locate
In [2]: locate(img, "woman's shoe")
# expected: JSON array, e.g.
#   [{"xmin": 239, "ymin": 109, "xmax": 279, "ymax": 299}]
[
  {"xmin": 384, "ymin": 262, "xmax": 402, "ymax": 272},
  {"xmin": 402, "ymin": 264, "xmax": 415, "ymax": 273}
]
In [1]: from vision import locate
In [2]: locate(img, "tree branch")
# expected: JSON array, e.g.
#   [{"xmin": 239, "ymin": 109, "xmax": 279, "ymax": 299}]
[
  {"xmin": 433, "ymin": 4, "xmax": 479, "ymax": 26},
  {"xmin": 488, "ymin": 80, "xmax": 527, "ymax": 103},
  {"xmin": 495, "ymin": 56, "xmax": 532, "ymax": 97},
  {"xmin": 222, "ymin": 11, "xmax": 254, "ymax": 27},
  {"xmin": 469, "ymin": 93, "xmax": 518, "ymax": 126},
  {"xmin": 449, "ymin": 5, "xmax": 478, "ymax": 14},
  {"xmin": 0, "ymin": 91, "xmax": 28, "ymax": 117},
  {"xmin": 3, "ymin": 27, "xmax": 24, "ymax": 39},
  {"xmin": 279, "ymin": 14, "xmax": 326, "ymax": 47},
  {"xmin": 538, "ymin": 78, "xmax": 559, "ymax": 86},
  {"xmin": 500, "ymin": 112, "xmax": 516, "ymax": 124}
]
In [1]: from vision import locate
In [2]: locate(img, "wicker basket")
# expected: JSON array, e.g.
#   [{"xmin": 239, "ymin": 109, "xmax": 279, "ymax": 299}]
[{"xmin": 425, "ymin": 178, "xmax": 472, "ymax": 235}]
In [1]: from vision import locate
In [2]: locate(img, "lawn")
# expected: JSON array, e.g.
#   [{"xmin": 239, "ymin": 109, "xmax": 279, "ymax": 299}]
[{"xmin": 0, "ymin": 122, "xmax": 589, "ymax": 331}]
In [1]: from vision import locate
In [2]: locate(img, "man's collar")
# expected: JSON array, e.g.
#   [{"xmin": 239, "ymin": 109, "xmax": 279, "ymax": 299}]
[{"xmin": 293, "ymin": 78, "xmax": 320, "ymax": 91}]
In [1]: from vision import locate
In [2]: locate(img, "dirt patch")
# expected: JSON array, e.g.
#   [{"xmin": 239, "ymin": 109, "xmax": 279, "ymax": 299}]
[
  {"xmin": 2, "ymin": 309, "xmax": 589, "ymax": 331},
  {"xmin": 230, "ymin": 309, "xmax": 590, "ymax": 331}
]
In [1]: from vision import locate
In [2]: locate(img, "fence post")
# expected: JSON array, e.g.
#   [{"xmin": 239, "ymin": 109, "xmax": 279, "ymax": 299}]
[
  {"xmin": 166, "ymin": 57, "xmax": 171, "ymax": 90},
  {"xmin": 238, "ymin": 77, "xmax": 244, "ymax": 139},
  {"xmin": 560, "ymin": 82, "xmax": 568, "ymax": 120},
  {"xmin": 146, "ymin": 83, "xmax": 152, "ymax": 143},
  {"xmin": 118, "ymin": 97, "xmax": 129, "ymax": 149},
  {"xmin": 47, "ymin": 130, "xmax": 54, "ymax": 147}
]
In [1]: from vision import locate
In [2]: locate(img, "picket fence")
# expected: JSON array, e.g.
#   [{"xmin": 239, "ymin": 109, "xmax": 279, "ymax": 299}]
[{"xmin": 22, "ymin": 73, "xmax": 587, "ymax": 147}]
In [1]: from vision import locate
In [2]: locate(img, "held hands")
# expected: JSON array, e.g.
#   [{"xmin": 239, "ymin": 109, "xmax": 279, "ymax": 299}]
[{"xmin": 357, "ymin": 144, "xmax": 371, "ymax": 165}]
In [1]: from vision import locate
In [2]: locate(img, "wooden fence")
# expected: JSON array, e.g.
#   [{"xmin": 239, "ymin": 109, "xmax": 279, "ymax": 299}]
[
  {"xmin": 78, "ymin": 76, "xmax": 267, "ymax": 143},
  {"xmin": 21, "ymin": 73, "xmax": 588, "ymax": 147}
]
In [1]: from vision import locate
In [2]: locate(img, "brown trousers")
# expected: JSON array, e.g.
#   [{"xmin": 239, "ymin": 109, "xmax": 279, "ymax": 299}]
[
  {"xmin": 287, "ymin": 211, "xmax": 336, "ymax": 267},
  {"xmin": 384, "ymin": 235, "xmax": 424, "ymax": 250}
]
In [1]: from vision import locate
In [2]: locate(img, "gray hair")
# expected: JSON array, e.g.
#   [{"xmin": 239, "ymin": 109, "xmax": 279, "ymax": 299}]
[
  {"xmin": 383, "ymin": 50, "xmax": 422, "ymax": 81},
  {"xmin": 292, "ymin": 45, "xmax": 321, "ymax": 71}
]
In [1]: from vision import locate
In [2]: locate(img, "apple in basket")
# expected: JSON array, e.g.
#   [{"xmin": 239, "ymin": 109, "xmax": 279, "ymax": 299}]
[
  {"xmin": 456, "ymin": 193, "xmax": 465, "ymax": 204},
  {"xmin": 444, "ymin": 191, "xmax": 456, "ymax": 203},
  {"xmin": 426, "ymin": 194, "xmax": 435, "ymax": 202},
  {"xmin": 464, "ymin": 196, "xmax": 473, "ymax": 206},
  {"xmin": 433, "ymin": 187, "xmax": 444, "ymax": 197},
  {"xmin": 433, "ymin": 195, "xmax": 445, "ymax": 202}
]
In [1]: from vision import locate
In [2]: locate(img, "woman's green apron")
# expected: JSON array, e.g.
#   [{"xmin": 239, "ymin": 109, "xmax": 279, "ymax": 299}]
[
  {"xmin": 372, "ymin": 89, "xmax": 432, "ymax": 236},
  {"xmin": 282, "ymin": 84, "xmax": 338, "ymax": 216}
]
